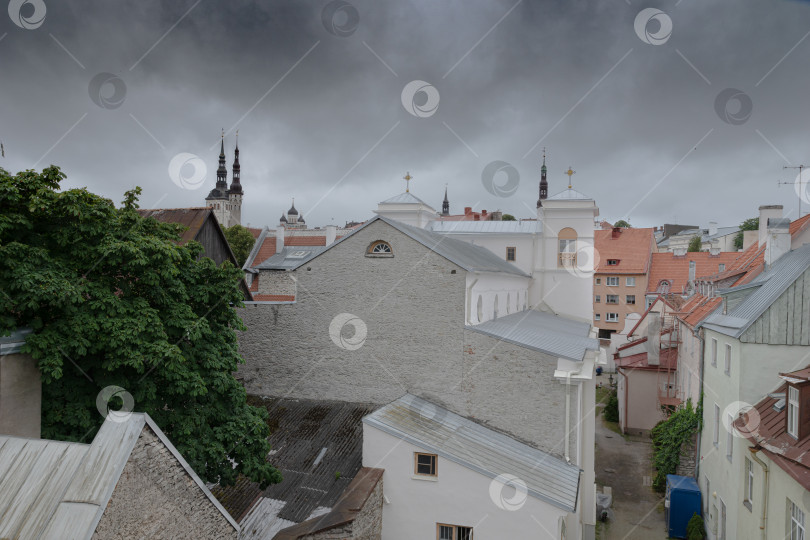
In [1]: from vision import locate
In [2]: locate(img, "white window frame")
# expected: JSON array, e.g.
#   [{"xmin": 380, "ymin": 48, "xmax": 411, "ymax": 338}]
[
  {"xmin": 724, "ymin": 343, "xmax": 731, "ymax": 375},
  {"xmin": 626, "ymin": 277, "xmax": 636, "ymax": 287},
  {"xmin": 606, "ymin": 276, "xmax": 619, "ymax": 287},
  {"xmin": 788, "ymin": 386, "xmax": 800, "ymax": 438},
  {"xmin": 744, "ymin": 458, "xmax": 754, "ymax": 508},
  {"xmin": 595, "ymin": 295, "xmax": 601, "ymax": 303},
  {"xmin": 711, "ymin": 338, "xmax": 718, "ymax": 367},
  {"xmin": 713, "ymin": 404, "xmax": 720, "ymax": 446},
  {"xmin": 626, "ymin": 295, "xmax": 636, "ymax": 305},
  {"xmin": 791, "ymin": 500, "xmax": 806, "ymax": 540},
  {"xmin": 606, "ymin": 312, "xmax": 619, "ymax": 322},
  {"xmin": 726, "ymin": 413, "xmax": 734, "ymax": 462},
  {"xmin": 606, "ymin": 294, "xmax": 619, "ymax": 304}
]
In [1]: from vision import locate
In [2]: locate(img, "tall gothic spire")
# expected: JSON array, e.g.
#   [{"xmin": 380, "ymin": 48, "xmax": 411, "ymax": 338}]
[
  {"xmin": 537, "ymin": 148, "xmax": 548, "ymax": 208},
  {"xmin": 216, "ymin": 129, "xmax": 227, "ymax": 190},
  {"xmin": 442, "ymin": 185, "xmax": 449, "ymax": 215},
  {"xmin": 228, "ymin": 131, "xmax": 242, "ymax": 194}
]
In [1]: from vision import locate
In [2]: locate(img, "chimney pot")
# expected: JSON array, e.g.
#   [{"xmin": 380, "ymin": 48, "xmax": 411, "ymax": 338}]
[
  {"xmin": 464, "ymin": 207, "xmax": 472, "ymax": 215},
  {"xmin": 758, "ymin": 205, "xmax": 784, "ymax": 247}
]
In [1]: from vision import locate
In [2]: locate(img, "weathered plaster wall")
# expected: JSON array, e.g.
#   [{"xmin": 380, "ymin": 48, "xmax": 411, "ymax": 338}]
[
  {"xmin": 0, "ymin": 352, "xmax": 41, "ymax": 439},
  {"xmin": 92, "ymin": 426, "xmax": 238, "ymax": 539}
]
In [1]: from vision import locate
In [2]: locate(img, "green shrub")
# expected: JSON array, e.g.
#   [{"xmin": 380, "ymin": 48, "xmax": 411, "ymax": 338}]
[
  {"xmin": 686, "ymin": 512, "xmax": 706, "ymax": 540},
  {"xmin": 604, "ymin": 390, "xmax": 620, "ymax": 423},
  {"xmin": 650, "ymin": 399, "xmax": 702, "ymax": 492}
]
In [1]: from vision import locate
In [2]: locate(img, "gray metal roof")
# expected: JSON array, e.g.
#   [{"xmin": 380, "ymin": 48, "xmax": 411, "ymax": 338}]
[
  {"xmin": 254, "ymin": 245, "xmax": 328, "ymax": 270},
  {"xmin": 466, "ymin": 310, "xmax": 599, "ymax": 361},
  {"xmin": 429, "ymin": 220, "xmax": 541, "ymax": 234},
  {"xmin": 702, "ymin": 244, "xmax": 810, "ymax": 337},
  {"xmin": 0, "ymin": 328, "xmax": 32, "ymax": 355},
  {"xmin": 0, "ymin": 413, "xmax": 237, "ymax": 539},
  {"xmin": 363, "ymin": 394, "xmax": 581, "ymax": 512},
  {"xmin": 376, "ymin": 216, "xmax": 529, "ymax": 277},
  {"xmin": 379, "ymin": 192, "xmax": 433, "ymax": 206},
  {"xmin": 547, "ymin": 187, "xmax": 592, "ymax": 201}
]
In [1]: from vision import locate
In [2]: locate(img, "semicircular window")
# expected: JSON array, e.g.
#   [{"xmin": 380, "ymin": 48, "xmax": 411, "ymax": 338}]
[{"xmin": 366, "ymin": 240, "xmax": 394, "ymax": 257}]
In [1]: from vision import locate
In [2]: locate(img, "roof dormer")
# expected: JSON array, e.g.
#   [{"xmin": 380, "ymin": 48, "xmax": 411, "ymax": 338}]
[{"xmin": 780, "ymin": 368, "xmax": 810, "ymax": 440}]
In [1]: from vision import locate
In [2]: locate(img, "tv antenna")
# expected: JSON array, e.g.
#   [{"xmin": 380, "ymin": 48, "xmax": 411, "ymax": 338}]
[{"xmin": 780, "ymin": 165, "xmax": 808, "ymax": 217}]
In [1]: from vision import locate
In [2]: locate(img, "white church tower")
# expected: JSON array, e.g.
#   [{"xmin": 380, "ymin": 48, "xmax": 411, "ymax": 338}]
[
  {"xmin": 373, "ymin": 172, "xmax": 438, "ymax": 228},
  {"xmin": 205, "ymin": 131, "xmax": 243, "ymax": 228}
]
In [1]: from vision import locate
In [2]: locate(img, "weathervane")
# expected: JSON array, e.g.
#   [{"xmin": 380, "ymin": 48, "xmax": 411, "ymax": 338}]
[
  {"xmin": 404, "ymin": 171, "xmax": 412, "ymax": 192},
  {"xmin": 564, "ymin": 166, "xmax": 576, "ymax": 189}
]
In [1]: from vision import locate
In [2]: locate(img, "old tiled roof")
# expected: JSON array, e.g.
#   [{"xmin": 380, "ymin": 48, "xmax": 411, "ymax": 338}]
[
  {"xmin": 248, "ymin": 227, "xmax": 263, "ymax": 239},
  {"xmin": 594, "ymin": 228, "xmax": 655, "ymax": 274},
  {"xmin": 137, "ymin": 207, "xmax": 213, "ymax": 244},
  {"xmin": 615, "ymin": 348, "xmax": 677, "ymax": 371},
  {"xmin": 677, "ymin": 294, "xmax": 722, "ymax": 328},
  {"xmin": 735, "ymin": 382, "xmax": 810, "ymax": 491},
  {"xmin": 247, "ymin": 233, "xmax": 330, "ymax": 268},
  {"xmin": 212, "ymin": 398, "xmax": 377, "ymax": 538},
  {"xmin": 626, "ymin": 295, "xmax": 685, "ymax": 337},
  {"xmin": 646, "ymin": 252, "xmax": 739, "ymax": 294},
  {"xmin": 252, "ymin": 294, "xmax": 295, "ymax": 302},
  {"xmin": 790, "ymin": 213, "xmax": 810, "ymax": 236}
]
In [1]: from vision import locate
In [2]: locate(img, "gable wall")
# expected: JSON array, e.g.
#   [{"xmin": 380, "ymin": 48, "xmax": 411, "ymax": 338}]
[
  {"xmin": 92, "ymin": 425, "xmax": 237, "ymax": 539},
  {"xmin": 740, "ymin": 267, "xmax": 810, "ymax": 345}
]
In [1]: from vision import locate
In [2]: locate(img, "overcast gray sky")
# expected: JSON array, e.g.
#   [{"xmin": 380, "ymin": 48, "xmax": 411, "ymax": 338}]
[{"xmin": 2, "ymin": 0, "xmax": 810, "ymax": 229}]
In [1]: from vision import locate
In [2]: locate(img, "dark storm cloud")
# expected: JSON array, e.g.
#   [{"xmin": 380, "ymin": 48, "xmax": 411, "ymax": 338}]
[{"xmin": 2, "ymin": 0, "xmax": 810, "ymax": 229}]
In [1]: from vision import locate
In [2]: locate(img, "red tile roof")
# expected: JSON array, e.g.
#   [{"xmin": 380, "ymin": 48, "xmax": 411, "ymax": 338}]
[
  {"xmin": 247, "ymin": 227, "xmax": 263, "ymax": 239},
  {"xmin": 249, "ymin": 234, "xmax": 331, "ymax": 267},
  {"xmin": 251, "ymin": 238, "xmax": 277, "ymax": 268},
  {"xmin": 790, "ymin": 213, "xmax": 810, "ymax": 236},
  {"xmin": 252, "ymin": 294, "xmax": 295, "ymax": 302},
  {"xmin": 736, "ymin": 382, "xmax": 810, "ymax": 491},
  {"xmin": 615, "ymin": 348, "xmax": 677, "ymax": 371},
  {"xmin": 677, "ymin": 294, "xmax": 722, "ymax": 328},
  {"xmin": 646, "ymin": 252, "xmax": 739, "ymax": 294},
  {"xmin": 595, "ymin": 228, "xmax": 655, "ymax": 274},
  {"xmin": 626, "ymin": 295, "xmax": 685, "ymax": 337},
  {"xmin": 285, "ymin": 235, "xmax": 326, "ymax": 246}
]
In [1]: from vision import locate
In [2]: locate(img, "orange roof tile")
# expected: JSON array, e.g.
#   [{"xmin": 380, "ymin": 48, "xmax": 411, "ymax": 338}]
[
  {"xmin": 790, "ymin": 213, "xmax": 810, "ymax": 236},
  {"xmin": 251, "ymin": 238, "xmax": 277, "ymax": 268},
  {"xmin": 247, "ymin": 227, "xmax": 263, "ymax": 239},
  {"xmin": 285, "ymin": 235, "xmax": 326, "ymax": 246},
  {"xmin": 646, "ymin": 252, "xmax": 739, "ymax": 294},
  {"xmin": 595, "ymin": 228, "xmax": 655, "ymax": 274},
  {"xmin": 252, "ymin": 294, "xmax": 295, "ymax": 302},
  {"xmin": 677, "ymin": 294, "xmax": 722, "ymax": 328},
  {"xmin": 615, "ymin": 348, "xmax": 677, "ymax": 371},
  {"xmin": 249, "ymin": 277, "xmax": 258, "ymax": 292}
]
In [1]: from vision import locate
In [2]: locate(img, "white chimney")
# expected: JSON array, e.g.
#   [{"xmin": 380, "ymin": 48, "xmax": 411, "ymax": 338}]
[
  {"xmin": 645, "ymin": 312, "xmax": 661, "ymax": 366},
  {"xmin": 758, "ymin": 205, "xmax": 783, "ymax": 246},
  {"xmin": 708, "ymin": 221, "xmax": 718, "ymax": 236},
  {"xmin": 276, "ymin": 226, "xmax": 285, "ymax": 254},
  {"xmin": 673, "ymin": 247, "xmax": 687, "ymax": 257},
  {"xmin": 742, "ymin": 230, "xmax": 758, "ymax": 251},
  {"xmin": 326, "ymin": 225, "xmax": 337, "ymax": 246},
  {"xmin": 688, "ymin": 260, "xmax": 696, "ymax": 283},
  {"xmin": 765, "ymin": 217, "xmax": 791, "ymax": 266}
]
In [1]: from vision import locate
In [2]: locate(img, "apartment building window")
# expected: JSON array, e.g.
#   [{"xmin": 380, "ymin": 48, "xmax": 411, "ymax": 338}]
[
  {"xmin": 606, "ymin": 295, "xmax": 619, "ymax": 304},
  {"xmin": 595, "ymin": 278, "xmax": 601, "ymax": 285},
  {"xmin": 711, "ymin": 338, "xmax": 718, "ymax": 367},
  {"xmin": 506, "ymin": 246, "xmax": 516, "ymax": 261},
  {"xmin": 726, "ymin": 413, "xmax": 734, "ymax": 462},
  {"xmin": 626, "ymin": 277, "xmax": 636, "ymax": 286},
  {"xmin": 595, "ymin": 295, "xmax": 601, "ymax": 303},
  {"xmin": 744, "ymin": 458, "xmax": 754, "ymax": 510},
  {"xmin": 438, "ymin": 524, "xmax": 473, "ymax": 540},
  {"xmin": 415, "ymin": 453, "xmax": 437, "ymax": 476},
  {"xmin": 595, "ymin": 314, "xmax": 600, "ymax": 321},
  {"xmin": 724, "ymin": 344, "xmax": 731, "ymax": 375},
  {"xmin": 606, "ymin": 313, "xmax": 619, "ymax": 322},
  {"xmin": 788, "ymin": 386, "xmax": 800, "ymax": 438},
  {"xmin": 606, "ymin": 276, "xmax": 619, "ymax": 287},
  {"xmin": 713, "ymin": 404, "xmax": 720, "ymax": 446},
  {"xmin": 626, "ymin": 295, "xmax": 636, "ymax": 305},
  {"xmin": 791, "ymin": 500, "xmax": 805, "ymax": 540}
]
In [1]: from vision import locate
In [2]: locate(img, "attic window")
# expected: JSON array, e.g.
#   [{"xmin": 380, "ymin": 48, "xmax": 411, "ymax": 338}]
[
  {"xmin": 287, "ymin": 250, "xmax": 309, "ymax": 259},
  {"xmin": 788, "ymin": 385, "xmax": 799, "ymax": 438},
  {"xmin": 366, "ymin": 240, "xmax": 393, "ymax": 258},
  {"xmin": 657, "ymin": 280, "xmax": 671, "ymax": 293},
  {"xmin": 607, "ymin": 259, "xmax": 619, "ymax": 266},
  {"xmin": 415, "ymin": 452, "xmax": 437, "ymax": 476}
]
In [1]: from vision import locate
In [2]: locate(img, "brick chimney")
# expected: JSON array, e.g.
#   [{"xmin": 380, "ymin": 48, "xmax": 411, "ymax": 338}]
[
  {"xmin": 765, "ymin": 217, "xmax": 791, "ymax": 266},
  {"xmin": 758, "ymin": 205, "xmax": 783, "ymax": 246},
  {"xmin": 464, "ymin": 207, "xmax": 472, "ymax": 216},
  {"xmin": 276, "ymin": 225, "xmax": 285, "ymax": 253},
  {"xmin": 612, "ymin": 227, "xmax": 622, "ymax": 239}
]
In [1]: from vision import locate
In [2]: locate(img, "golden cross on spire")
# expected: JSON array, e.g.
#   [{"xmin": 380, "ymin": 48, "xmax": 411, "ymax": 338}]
[
  {"xmin": 564, "ymin": 166, "xmax": 576, "ymax": 189},
  {"xmin": 221, "ymin": 128, "xmax": 224, "ymax": 140},
  {"xmin": 404, "ymin": 171, "xmax": 412, "ymax": 192}
]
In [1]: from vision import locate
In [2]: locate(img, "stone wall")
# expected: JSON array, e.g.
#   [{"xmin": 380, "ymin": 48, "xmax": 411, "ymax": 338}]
[
  {"xmin": 257, "ymin": 270, "xmax": 297, "ymax": 296},
  {"xmin": 676, "ymin": 432, "xmax": 698, "ymax": 478},
  {"xmin": 92, "ymin": 426, "xmax": 238, "ymax": 539},
  {"xmin": 237, "ymin": 219, "xmax": 575, "ymax": 458}
]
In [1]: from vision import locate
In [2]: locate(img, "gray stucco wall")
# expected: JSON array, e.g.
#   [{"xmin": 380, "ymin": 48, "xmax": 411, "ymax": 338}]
[
  {"xmin": 0, "ymin": 352, "xmax": 41, "ymax": 439},
  {"xmin": 92, "ymin": 426, "xmax": 238, "ymax": 540},
  {"xmin": 237, "ymin": 220, "xmax": 574, "ymax": 457}
]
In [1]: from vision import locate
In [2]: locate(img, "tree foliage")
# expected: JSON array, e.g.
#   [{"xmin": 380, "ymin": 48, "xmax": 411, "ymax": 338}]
[
  {"xmin": 0, "ymin": 167, "xmax": 281, "ymax": 488},
  {"xmin": 223, "ymin": 224, "xmax": 256, "ymax": 267},
  {"xmin": 501, "ymin": 214, "xmax": 517, "ymax": 221},
  {"xmin": 604, "ymin": 389, "xmax": 620, "ymax": 423},
  {"xmin": 733, "ymin": 217, "xmax": 759, "ymax": 250},
  {"xmin": 613, "ymin": 219, "xmax": 631, "ymax": 228},
  {"xmin": 687, "ymin": 235, "xmax": 702, "ymax": 252},
  {"xmin": 650, "ymin": 399, "xmax": 702, "ymax": 492}
]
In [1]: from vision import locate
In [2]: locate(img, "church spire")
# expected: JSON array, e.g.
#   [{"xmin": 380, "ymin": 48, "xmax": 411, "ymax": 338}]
[
  {"xmin": 228, "ymin": 131, "xmax": 242, "ymax": 194},
  {"xmin": 442, "ymin": 184, "xmax": 449, "ymax": 215},
  {"xmin": 216, "ymin": 128, "xmax": 227, "ymax": 190},
  {"xmin": 537, "ymin": 148, "xmax": 548, "ymax": 208}
]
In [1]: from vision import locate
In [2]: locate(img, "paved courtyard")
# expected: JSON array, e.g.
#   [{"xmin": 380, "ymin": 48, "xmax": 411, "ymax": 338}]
[{"xmin": 595, "ymin": 397, "xmax": 668, "ymax": 540}]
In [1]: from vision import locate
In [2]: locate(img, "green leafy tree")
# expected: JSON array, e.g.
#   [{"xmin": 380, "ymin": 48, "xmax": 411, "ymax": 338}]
[
  {"xmin": 223, "ymin": 224, "xmax": 256, "ymax": 267},
  {"xmin": 687, "ymin": 235, "xmax": 702, "ymax": 252},
  {"xmin": 0, "ymin": 166, "xmax": 281, "ymax": 488},
  {"xmin": 613, "ymin": 219, "xmax": 631, "ymax": 228},
  {"xmin": 501, "ymin": 214, "xmax": 516, "ymax": 221},
  {"xmin": 733, "ymin": 217, "xmax": 759, "ymax": 250}
]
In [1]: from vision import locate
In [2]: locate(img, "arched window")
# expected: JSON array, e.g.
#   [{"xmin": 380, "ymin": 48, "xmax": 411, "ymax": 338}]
[
  {"xmin": 657, "ymin": 280, "xmax": 671, "ymax": 293},
  {"xmin": 493, "ymin": 295, "xmax": 499, "ymax": 320},
  {"xmin": 477, "ymin": 295, "xmax": 483, "ymax": 322},
  {"xmin": 558, "ymin": 228, "xmax": 578, "ymax": 268},
  {"xmin": 366, "ymin": 240, "xmax": 393, "ymax": 258},
  {"xmin": 506, "ymin": 293, "xmax": 511, "ymax": 314}
]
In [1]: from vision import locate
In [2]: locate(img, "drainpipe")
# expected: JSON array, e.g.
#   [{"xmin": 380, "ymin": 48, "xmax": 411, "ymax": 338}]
[
  {"xmin": 694, "ymin": 326, "xmax": 705, "ymax": 480},
  {"xmin": 749, "ymin": 447, "xmax": 769, "ymax": 540},
  {"xmin": 564, "ymin": 361, "xmax": 585, "ymax": 463},
  {"xmin": 465, "ymin": 278, "xmax": 479, "ymax": 325}
]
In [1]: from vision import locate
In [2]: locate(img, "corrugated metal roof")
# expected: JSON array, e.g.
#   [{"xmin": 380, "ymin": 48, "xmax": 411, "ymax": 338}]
[
  {"xmin": 254, "ymin": 246, "xmax": 328, "ymax": 270},
  {"xmin": 466, "ymin": 310, "xmax": 599, "ymax": 361},
  {"xmin": 0, "ymin": 413, "xmax": 237, "ymax": 538},
  {"xmin": 379, "ymin": 192, "xmax": 434, "ymax": 206},
  {"xmin": 428, "ymin": 220, "xmax": 541, "ymax": 234},
  {"xmin": 702, "ymin": 244, "xmax": 810, "ymax": 337},
  {"xmin": 363, "ymin": 394, "xmax": 581, "ymax": 512},
  {"xmin": 547, "ymin": 188, "xmax": 592, "ymax": 201}
]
